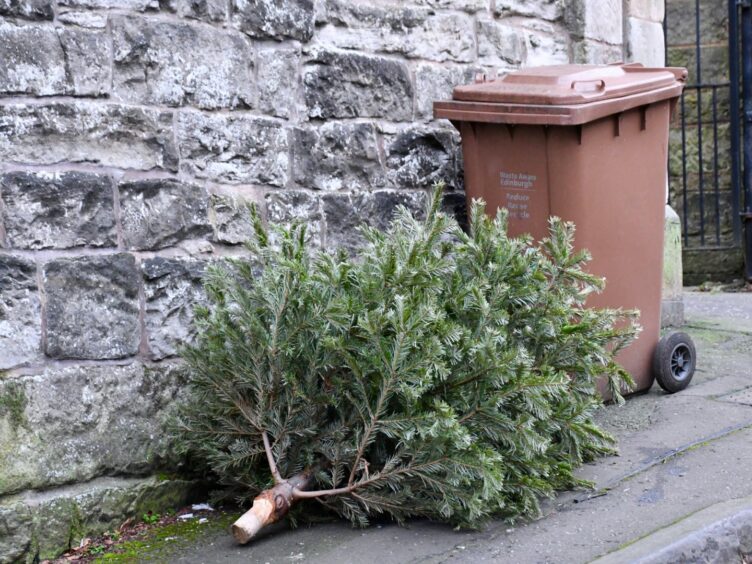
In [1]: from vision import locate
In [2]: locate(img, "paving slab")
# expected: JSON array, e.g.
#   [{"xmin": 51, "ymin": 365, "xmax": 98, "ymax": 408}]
[{"xmin": 161, "ymin": 291, "xmax": 752, "ymax": 563}]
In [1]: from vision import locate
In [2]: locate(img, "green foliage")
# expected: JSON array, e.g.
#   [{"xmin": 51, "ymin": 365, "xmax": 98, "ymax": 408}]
[
  {"xmin": 175, "ymin": 185, "xmax": 637, "ymax": 529},
  {"xmin": 0, "ymin": 380, "xmax": 28, "ymax": 431},
  {"xmin": 142, "ymin": 512, "xmax": 161, "ymax": 525}
]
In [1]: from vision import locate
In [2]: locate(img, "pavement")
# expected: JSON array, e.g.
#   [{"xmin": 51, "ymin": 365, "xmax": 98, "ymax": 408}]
[{"xmin": 164, "ymin": 290, "xmax": 752, "ymax": 564}]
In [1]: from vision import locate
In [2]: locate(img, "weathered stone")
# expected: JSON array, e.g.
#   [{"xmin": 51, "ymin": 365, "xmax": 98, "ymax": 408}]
[
  {"xmin": 163, "ymin": 0, "xmax": 228, "ymax": 22},
  {"xmin": 323, "ymin": 190, "xmax": 427, "ymax": 251},
  {"xmin": 43, "ymin": 254, "xmax": 140, "ymax": 360},
  {"xmin": 0, "ymin": 501, "xmax": 32, "ymax": 563},
  {"xmin": 384, "ymin": 126, "xmax": 459, "ymax": 190},
  {"xmin": 627, "ymin": 17, "xmax": 665, "ymax": 66},
  {"xmin": 0, "ymin": 22, "xmax": 66, "ymax": 96},
  {"xmin": 0, "ymin": 0, "xmax": 53, "ymax": 20},
  {"xmin": 119, "ymin": 178, "xmax": 211, "ymax": 251},
  {"xmin": 495, "ymin": 0, "xmax": 563, "ymax": 20},
  {"xmin": 293, "ymin": 122, "xmax": 383, "ymax": 192},
  {"xmin": 142, "ymin": 257, "xmax": 207, "ymax": 360},
  {"xmin": 1, "ymin": 171, "xmax": 116, "ymax": 250},
  {"xmin": 415, "ymin": 64, "xmax": 476, "ymax": 121},
  {"xmin": 666, "ymin": 0, "xmax": 726, "ymax": 46},
  {"xmin": 57, "ymin": 10, "xmax": 108, "ymax": 28},
  {"xmin": 523, "ymin": 24, "xmax": 572, "ymax": 66},
  {"xmin": 0, "ymin": 22, "xmax": 109, "ymax": 97},
  {"xmin": 413, "ymin": 0, "xmax": 485, "ymax": 11},
  {"xmin": 662, "ymin": 206, "xmax": 683, "ymax": 327},
  {"xmin": 575, "ymin": 0, "xmax": 623, "ymax": 45},
  {"xmin": 0, "ymin": 477, "xmax": 199, "ymax": 563},
  {"xmin": 209, "ymin": 192, "xmax": 256, "ymax": 245},
  {"xmin": 0, "ymin": 103, "xmax": 178, "ymax": 171},
  {"xmin": 667, "ymin": 43, "xmax": 727, "ymax": 85},
  {"xmin": 0, "ymin": 255, "xmax": 40, "ymax": 370},
  {"xmin": 627, "ymin": 0, "xmax": 664, "ymax": 22},
  {"xmin": 177, "ymin": 111, "xmax": 289, "ymax": 186},
  {"xmin": 319, "ymin": 2, "xmax": 476, "ymax": 63},
  {"xmin": 59, "ymin": 27, "xmax": 111, "ymax": 96},
  {"xmin": 232, "ymin": 0, "xmax": 314, "ymax": 41},
  {"xmin": 58, "ymin": 0, "xmax": 158, "ymax": 9},
  {"xmin": 683, "ymin": 247, "xmax": 744, "ymax": 285},
  {"xmin": 477, "ymin": 18, "xmax": 526, "ymax": 67},
  {"xmin": 304, "ymin": 49, "xmax": 413, "ymax": 120},
  {"xmin": 0, "ymin": 363, "xmax": 186, "ymax": 495},
  {"xmin": 573, "ymin": 39, "xmax": 624, "ymax": 64},
  {"xmin": 257, "ymin": 47, "xmax": 300, "ymax": 119},
  {"xmin": 112, "ymin": 16, "xmax": 253, "ymax": 110},
  {"xmin": 266, "ymin": 190, "xmax": 323, "ymax": 246}
]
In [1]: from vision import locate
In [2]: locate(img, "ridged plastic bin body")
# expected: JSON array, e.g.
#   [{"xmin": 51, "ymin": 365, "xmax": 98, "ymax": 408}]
[{"xmin": 456, "ymin": 101, "xmax": 673, "ymax": 393}]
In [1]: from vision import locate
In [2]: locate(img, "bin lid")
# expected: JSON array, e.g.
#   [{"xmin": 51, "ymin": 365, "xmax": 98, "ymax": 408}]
[
  {"xmin": 434, "ymin": 63, "xmax": 687, "ymax": 126},
  {"xmin": 452, "ymin": 63, "xmax": 683, "ymax": 105}
]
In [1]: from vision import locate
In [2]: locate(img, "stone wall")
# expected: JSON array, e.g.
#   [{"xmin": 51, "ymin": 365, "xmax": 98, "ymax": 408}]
[
  {"xmin": 0, "ymin": 0, "xmax": 661, "ymax": 560},
  {"xmin": 665, "ymin": 0, "xmax": 745, "ymax": 283}
]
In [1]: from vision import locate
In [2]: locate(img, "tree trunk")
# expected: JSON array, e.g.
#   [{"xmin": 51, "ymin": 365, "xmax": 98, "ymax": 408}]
[{"xmin": 231, "ymin": 472, "xmax": 312, "ymax": 544}]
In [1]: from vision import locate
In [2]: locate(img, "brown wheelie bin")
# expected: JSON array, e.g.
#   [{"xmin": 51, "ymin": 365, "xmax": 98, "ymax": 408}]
[{"xmin": 435, "ymin": 63, "xmax": 695, "ymax": 395}]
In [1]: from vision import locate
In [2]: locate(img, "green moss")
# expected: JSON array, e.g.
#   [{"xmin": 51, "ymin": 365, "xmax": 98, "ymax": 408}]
[
  {"xmin": 0, "ymin": 381, "xmax": 27, "ymax": 431},
  {"xmin": 92, "ymin": 511, "xmax": 239, "ymax": 563}
]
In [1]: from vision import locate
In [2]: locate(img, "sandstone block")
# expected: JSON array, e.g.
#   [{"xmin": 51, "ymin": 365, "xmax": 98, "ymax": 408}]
[
  {"xmin": 0, "ymin": 103, "xmax": 178, "ymax": 171},
  {"xmin": 323, "ymin": 190, "xmax": 427, "ymax": 252},
  {"xmin": 143, "ymin": 257, "xmax": 207, "ymax": 360},
  {"xmin": 627, "ymin": 0, "xmax": 664, "ymax": 22},
  {"xmin": 43, "ymin": 254, "xmax": 140, "ymax": 360},
  {"xmin": 164, "ymin": 0, "xmax": 228, "ymax": 22},
  {"xmin": 0, "ymin": 477, "xmax": 198, "ymax": 563},
  {"xmin": 384, "ymin": 126, "xmax": 459, "ymax": 190},
  {"xmin": 477, "ymin": 18, "xmax": 526, "ymax": 67},
  {"xmin": 573, "ymin": 39, "xmax": 624, "ymax": 64},
  {"xmin": 0, "ymin": 501, "xmax": 31, "ymax": 563},
  {"xmin": 0, "ymin": 363, "xmax": 186, "ymax": 495},
  {"xmin": 266, "ymin": 190, "xmax": 323, "ymax": 247},
  {"xmin": 415, "ymin": 64, "xmax": 477, "ymax": 121},
  {"xmin": 0, "ymin": 255, "xmax": 40, "ymax": 370},
  {"xmin": 1, "ymin": 171, "xmax": 115, "ymax": 250},
  {"xmin": 580, "ymin": 0, "xmax": 623, "ymax": 44},
  {"xmin": 119, "ymin": 178, "xmax": 211, "ymax": 251},
  {"xmin": 58, "ymin": 0, "xmax": 158, "ymax": 9},
  {"xmin": 112, "ymin": 16, "xmax": 253, "ymax": 110},
  {"xmin": 209, "ymin": 193, "xmax": 256, "ymax": 245},
  {"xmin": 232, "ymin": 0, "xmax": 314, "ymax": 41},
  {"xmin": 319, "ymin": 3, "xmax": 476, "ymax": 63},
  {"xmin": 0, "ymin": 0, "xmax": 53, "ymax": 20},
  {"xmin": 525, "ymin": 26, "xmax": 572, "ymax": 66},
  {"xmin": 59, "ymin": 27, "xmax": 111, "ymax": 96},
  {"xmin": 57, "ymin": 10, "xmax": 108, "ymax": 27},
  {"xmin": 257, "ymin": 47, "xmax": 300, "ymax": 119},
  {"xmin": 0, "ymin": 22, "xmax": 66, "ymax": 96},
  {"xmin": 494, "ymin": 0, "xmax": 563, "ymax": 20},
  {"xmin": 413, "ymin": 0, "xmax": 485, "ymax": 11},
  {"xmin": 293, "ymin": 122, "xmax": 383, "ymax": 192},
  {"xmin": 304, "ymin": 49, "xmax": 413, "ymax": 120},
  {"xmin": 627, "ymin": 17, "xmax": 665, "ymax": 67},
  {"xmin": 177, "ymin": 111, "xmax": 289, "ymax": 186},
  {"xmin": 0, "ymin": 22, "xmax": 109, "ymax": 97}
]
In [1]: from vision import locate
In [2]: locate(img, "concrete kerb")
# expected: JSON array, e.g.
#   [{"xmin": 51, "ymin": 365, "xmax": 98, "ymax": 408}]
[{"xmin": 592, "ymin": 496, "xmax": 752, "ymax": 563}]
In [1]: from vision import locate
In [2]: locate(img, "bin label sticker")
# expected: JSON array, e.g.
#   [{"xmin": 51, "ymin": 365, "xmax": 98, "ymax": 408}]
[{"xmin": 500, "ymin": 171, "xmax": 536, "ymax": 221}]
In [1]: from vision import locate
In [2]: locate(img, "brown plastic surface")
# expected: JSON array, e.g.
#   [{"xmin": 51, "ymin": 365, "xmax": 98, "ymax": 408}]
[
  {"xmin": 437, "ymin": 63, "xmax": 686, "ymax": 395},
  {"xmin": 435, "ymin": 63, "xmax": 687, "ymax": 126}
]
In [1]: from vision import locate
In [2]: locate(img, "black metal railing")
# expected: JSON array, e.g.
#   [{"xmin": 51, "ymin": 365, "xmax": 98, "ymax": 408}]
[{"xmin": 665, "ymin": 0, "xmax": 752, "ymax": 274}]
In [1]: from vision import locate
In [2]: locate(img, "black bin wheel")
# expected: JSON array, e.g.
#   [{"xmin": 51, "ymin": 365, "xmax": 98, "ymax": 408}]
[{"xmin": 652, "ymin": 332, "xmax": 696, "ymax": 393}]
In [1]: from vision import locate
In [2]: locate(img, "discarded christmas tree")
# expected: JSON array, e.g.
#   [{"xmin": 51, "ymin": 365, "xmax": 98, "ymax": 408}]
[{"xmin": 175, "ymin": 186, "xmax": 637, "ymax": 544}]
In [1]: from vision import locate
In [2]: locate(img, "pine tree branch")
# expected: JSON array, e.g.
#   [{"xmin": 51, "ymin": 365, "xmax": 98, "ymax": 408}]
[{"xmin": 262, "ymin": 430, "xmax": 284, "ymax": 484}]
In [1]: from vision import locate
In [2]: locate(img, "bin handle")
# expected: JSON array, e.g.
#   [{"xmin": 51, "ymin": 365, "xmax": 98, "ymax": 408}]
[{"xmin": 571, "ymin": 79, "xmax": 606, "ymax": 92}]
